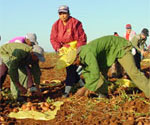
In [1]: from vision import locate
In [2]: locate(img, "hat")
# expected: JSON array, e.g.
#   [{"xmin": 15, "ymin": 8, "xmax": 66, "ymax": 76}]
[
  {"xmin": 32, "ymin": 45, "xmax": 45, "ymax": 62},
  {"xmin": 141, "ymin": 28, "xmax": 149, "ymax": 37},
  {"xmin": 126, "ymin": 24, "xmax": 132, "ymax": 29},
  {"xmin": 25, "ymin": 33, "xmax": 38, "ymax": 45},
  {"xmin": 58, "ymin": 5, "xmax": 69, "ymax": 13}
]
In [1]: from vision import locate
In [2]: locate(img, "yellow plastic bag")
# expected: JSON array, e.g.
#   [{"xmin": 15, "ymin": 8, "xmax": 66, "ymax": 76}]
[
  {"xmin": 8, "ymin": 101, "xmax": 64, "ymax": 121},
  {"xmin": 56, "ymin": 41, "xmax": 77, "ymax": 69},
  {"xmin": 115, "ymin": 79, "xmax": 136, "ymax": 88}
]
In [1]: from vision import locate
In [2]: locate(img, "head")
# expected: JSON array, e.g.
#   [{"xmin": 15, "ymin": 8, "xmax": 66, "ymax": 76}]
[
  {"xmin": 114, "ymin": 32, "xmax": 119, "ymax": 36},
  {"xmin": 25, "ymin": 33, "xmax": 38, "ymax": 46},
  {"xmin": 58, "ymin": 5, "xmax": 70, "ymax": 23},
  {"xmin": 126, "ymin": 24, "xmax": 132, "ymax": 33},
  {"xmin": 31, "ymin": 45, "xmax": 45, "ymax": 62},
  {"xmin": 141, "ymin": 28, "xmax": 149, "ymax": 39}
]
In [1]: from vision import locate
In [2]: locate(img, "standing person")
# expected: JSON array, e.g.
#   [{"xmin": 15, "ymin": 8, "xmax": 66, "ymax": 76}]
[
  {"xmin": 9, "ymin": 33, "xmax": 38, "ymax": 46},
  {"xmin": 62, "ymin": 35, "xmax": 150, "ymax": 98},
  {"xmin": 0, "ymin": 43, "xmax": 45, "ymax": 100},
  {"xmin": 50, "ymin": 5, "xmax": 87, "ymax": 97},
  {"xmin": 131, "ymin": 28, "xmax": 149, "ymax": 69},
  {"xmin": 124, "ymin": 24, "xmax": 136, "ymax": 41}
]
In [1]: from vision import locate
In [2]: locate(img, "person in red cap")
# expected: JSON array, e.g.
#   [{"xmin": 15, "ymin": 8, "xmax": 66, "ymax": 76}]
[
  {"xmin": 50, "ymin": 5, "xmax": 87, "ymax": 97},
  {"xmin": 114, "ymin": 32, "xmax": 119, "ymax": 36},
  {"xmin": 124, "ymin": 24, "xmax": 136, "ymax": 41}
]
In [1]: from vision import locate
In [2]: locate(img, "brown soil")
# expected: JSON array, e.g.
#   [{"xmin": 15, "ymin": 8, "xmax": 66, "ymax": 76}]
[{"xmin": 0, "ymin": 52, "xmax": 150, "ymax": 125}]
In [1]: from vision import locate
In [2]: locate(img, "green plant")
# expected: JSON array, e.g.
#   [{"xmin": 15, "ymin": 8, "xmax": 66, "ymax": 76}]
[{"xmin": 46, "ymin": 97, "xmax": 53, "ymax": 103}]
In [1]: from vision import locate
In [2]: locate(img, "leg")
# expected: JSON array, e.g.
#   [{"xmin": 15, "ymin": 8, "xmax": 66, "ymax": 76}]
[
  {"xmin": 64, "ymin": 65, "xmax": 80, "ymax": 97},
  {"xmin": 0, "ymin": 60, "xmax": 8, "ymax": 90},
  {"xmin": 134, "ymin": 51, "xmax": 141, "ymax": 69},
  {"xmin": 118, "ymin": 52, "xmax": 150, "ymax": 97},
  {"xmin": 10, "ymin": 67, "xmax": 28, "ymax": 99}
]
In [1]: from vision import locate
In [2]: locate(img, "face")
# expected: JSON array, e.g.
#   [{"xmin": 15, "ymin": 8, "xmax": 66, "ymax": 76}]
[
  {"xmin": 59, "ymin": 12, "xmax": 70, "ymax": 22},
  {"xmin": 126, "ymin": 29, "xmax": 131, "ymax": 34},
  {"xmin": 25, "ymin": 38, "xmax": 32, "ymax": 46},
  {"xmin": 141, "ymin": 34, "xmax": 146, "ymax": 39}
]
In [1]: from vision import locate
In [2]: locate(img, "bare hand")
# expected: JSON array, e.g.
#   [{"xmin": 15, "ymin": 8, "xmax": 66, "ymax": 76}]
[
  {"xmin": 141, "ymin": 50, "xmax": 145, "ymax": 56},
  {"xmin": 15, "ymin": 82, "xmax": 27, "ymax": 94},
  {"xmin": 18, "ymin": 86, "xmax": 27, "ymax": 94},
  {"xmin": 75, "ymin": 87, "xmax": 87, "ymax": 96}
]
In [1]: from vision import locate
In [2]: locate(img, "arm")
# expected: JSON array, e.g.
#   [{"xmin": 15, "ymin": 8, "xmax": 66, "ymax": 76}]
[
  {"xmin": 50, "ymin": 24, "xmax": 62, "ymax": 51},
  {"xmin": 30, "ymin": 62, "xmax": 41, "ymax": 85},
  {"xmin": 74, "ymin": 22, "xmax": 87, "ymax": 48},
  {"xmin": 131, "ymin": 36, "xmax": 141, "ymax": 53},
  {"xmin": 9, "ymin": 59, "xmax": 27, "ymax": 94},
  {"xmin": 81, "ymin": 52, "xmax": 100, "ymax": 91},
  {"xmin": 30, "ymin": 62, "xmax": 42, "ymax": 96}
]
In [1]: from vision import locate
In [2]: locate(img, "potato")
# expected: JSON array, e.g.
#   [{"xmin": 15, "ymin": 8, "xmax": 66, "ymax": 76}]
[
  {"xmin": 26, "ymin": 102, "xmax": 32, "ymax": 107},
  {"xmin": 49, "ymin": 105, "xmax": 56, "ymax": 111},
  {"xmin": 42, "ymin": 90, "xmax": 49, "ymax": 94},
  {"xmin": 0, "ymin": 116, "xmax": 4, "ymax": 121},
  {"xmin": 41, "ymin": 106, "xmax": 49, "ymax": 112},
  {"xmin": 25, "ymin": 107, "xmax": 31, "ymax": 111},
  {"xmin": 21, "ymin": 104, "xmax": 27, "ymax": 110},
  {"xmin": 44, "ymin": 102, "xmax": 49, "ymax": 107},
  {"xmin": 31, "ymin": 106, "xmax": 37, "ymax": 111},
  {"xmin": 13, "ymin": 108, "xmax": 19, "ymax": 113},
  {"xmin": 40, "ymin": 102, "xmax": 44, "ymax": 108},
  {"xmin": 43, "ymin": 80, "xmax": 50, "ymax": 84}
]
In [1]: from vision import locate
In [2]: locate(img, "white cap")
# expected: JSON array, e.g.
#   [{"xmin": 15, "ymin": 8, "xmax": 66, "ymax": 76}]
[
  {"xmin": 32, "ymin": 45, "xmax": 45, "ymax": 62},
  {"xmin": 25, "ymin": 33, "xmax": 38, "ymax": 45}
]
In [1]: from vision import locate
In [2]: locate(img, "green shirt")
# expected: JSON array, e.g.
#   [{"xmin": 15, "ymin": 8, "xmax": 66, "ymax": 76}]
[
  {"xmin": 79, "ymin": 35, "xmax": 132, "ymax": 91},
  {"xmin": 131, "ymin": 34, "xmax": 147, "ymax": 52},
  {"xmin": 0, "ymin": 43, "xmax": 41, "ymax": 84}
]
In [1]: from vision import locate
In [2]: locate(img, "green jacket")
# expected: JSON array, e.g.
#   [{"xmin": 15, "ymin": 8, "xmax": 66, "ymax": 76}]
[
  {"xmin": 131, "ymin": 34, "xmax": 147, "ymax": 52},
  {"xmin": 0, "ymin": 43, "xmax": 41, "ymax": 84},
  {"xmin": 79, "ymin": 35, "xmax": 132, "ymax": 91}
]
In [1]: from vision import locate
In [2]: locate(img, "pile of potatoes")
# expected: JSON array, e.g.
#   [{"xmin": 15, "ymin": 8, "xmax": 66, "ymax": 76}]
[{"xmin": 13, "ymin": 102, "xmax": 56, "ymax": 113}]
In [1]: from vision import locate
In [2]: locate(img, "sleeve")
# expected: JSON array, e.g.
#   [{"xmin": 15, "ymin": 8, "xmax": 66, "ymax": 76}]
[
  {"xmin": 8, "ymin": 59, "xmax": 20, "ymax": 83},
  {"xmin": 131, "ymin": 36, "xmax": 141, "ymax": 53},
  {"xmin": 74, "ymin": 21, "xmax": 87, "ymax": 48},
  {"xmin": 81, "ymin": 52, "xmax": 100, "ymax": 91},
  {"xmin": 8, "ymin": 50, "xmax": 29, "ymax": 83},
  {"xmin": 30, "ymin": 62, "xmax": 41, "ymax": 85},
  {"xmin": 50, "ymin": 23, "xmax": 62, "ymax": 51}
]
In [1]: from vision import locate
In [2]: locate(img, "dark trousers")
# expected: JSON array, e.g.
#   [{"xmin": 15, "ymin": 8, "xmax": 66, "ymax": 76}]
[
  {"xmin": 134, "ymin": 51, "xmax": 141, "ymax": 69},
  {"xmin": 0, "ymin": 63, "xmax": 8, "ymax": 89},
  {"xmin": 65, "ymin": 65, "xmax": 80, "ymax": 86}
]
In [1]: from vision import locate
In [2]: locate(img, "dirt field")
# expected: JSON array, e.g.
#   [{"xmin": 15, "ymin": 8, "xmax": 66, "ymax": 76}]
[{"xmin": 0, "ymin": 52, "xmax": 150, "ymax": 125}]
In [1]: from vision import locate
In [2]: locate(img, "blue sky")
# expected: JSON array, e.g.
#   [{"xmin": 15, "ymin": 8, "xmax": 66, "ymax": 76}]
[{"xmin": 0, "ymin": 0, "xmax": 150, "ymax": 52}]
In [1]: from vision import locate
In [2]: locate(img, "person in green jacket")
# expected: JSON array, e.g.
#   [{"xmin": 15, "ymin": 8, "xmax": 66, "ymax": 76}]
[
  {"xmin": 70, "ymin": 35, "xmax": 150, "ymax": 98},
  {"xmin": 131, "ymin": 28, "xmax": 149, "ymax": 69},
  {"xmin": 0, "ymin": 43, "xmax": 45, "ymax": 99}
]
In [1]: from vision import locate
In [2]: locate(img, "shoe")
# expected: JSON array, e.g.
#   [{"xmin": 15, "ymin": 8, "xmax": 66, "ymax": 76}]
[
  {"xmin": 62, "ymin": 93, "xmax": 69, "ymax": 98},
  {"xmin": 98, "ymin": 93, "xmax": 106, "ymax": 98}
]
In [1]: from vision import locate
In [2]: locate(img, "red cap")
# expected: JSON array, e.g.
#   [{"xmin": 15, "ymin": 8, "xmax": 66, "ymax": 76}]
[{"xmin": 126, "ymin": 24, "xmax": 131, "ymax": 29}]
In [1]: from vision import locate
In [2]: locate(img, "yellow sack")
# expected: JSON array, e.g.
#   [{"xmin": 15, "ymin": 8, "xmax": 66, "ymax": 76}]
[
  {"xmin": 115, "ymin": 79, "xmax": 136, "ymax": 88},
  {"xmin": 56, "ymin": 41, "xmax": 77, "ymax": 69},
  {"xmin": 58, "ymin": 41, "xmax": 77, "ymax": 56},
  {"xmin": 8, "ymin": 101, "xmax": 64, "ymax": 121}
]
